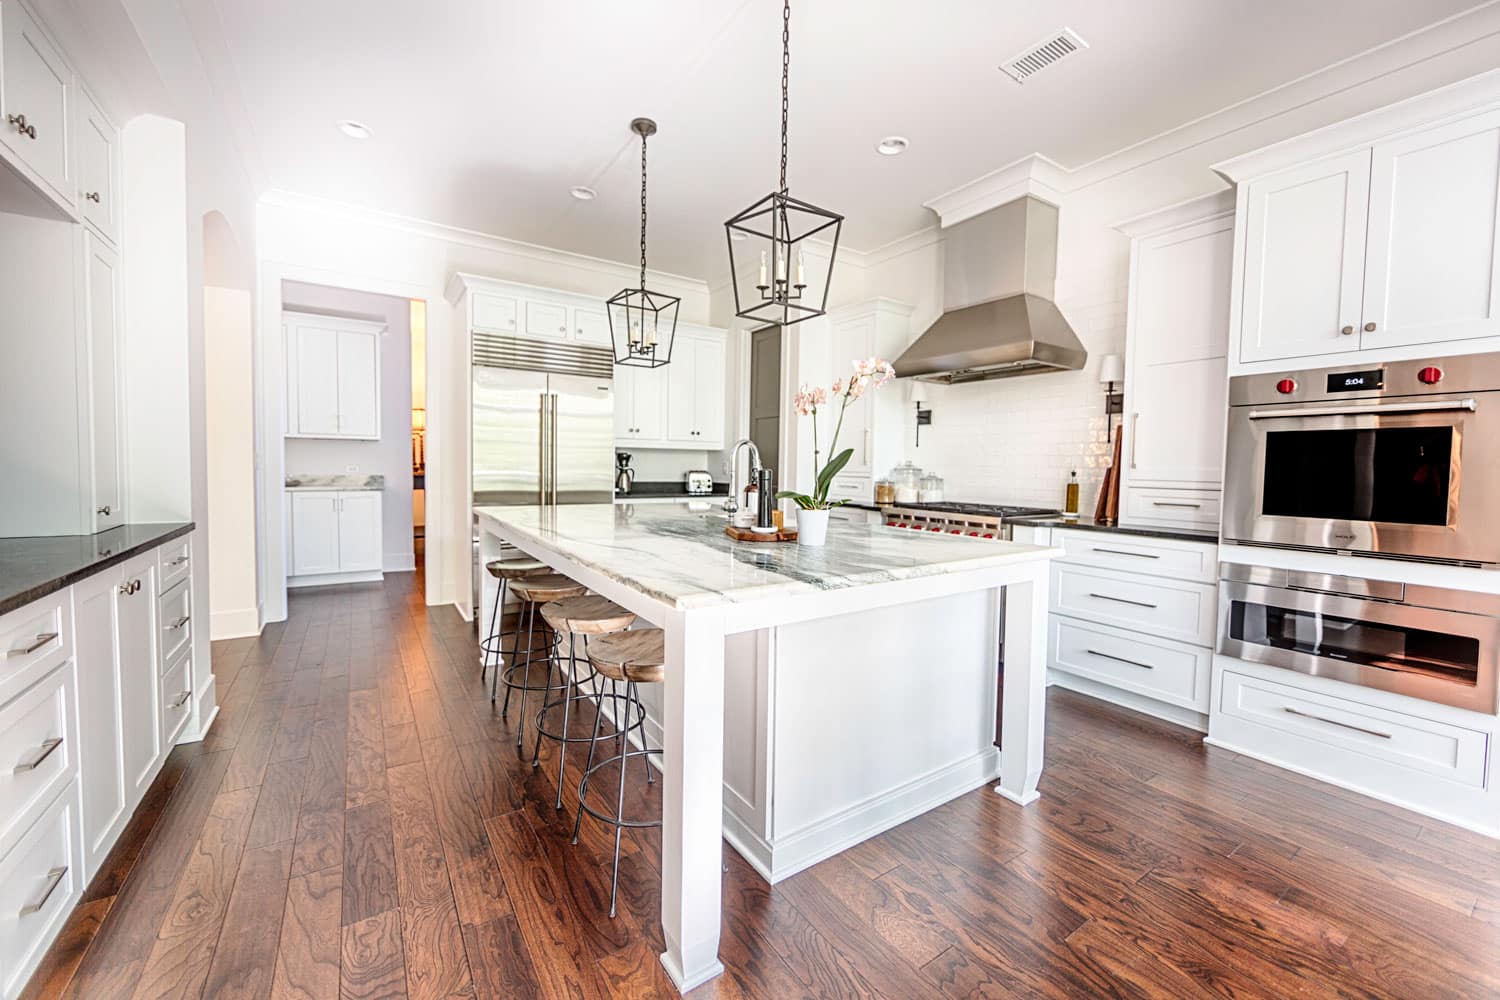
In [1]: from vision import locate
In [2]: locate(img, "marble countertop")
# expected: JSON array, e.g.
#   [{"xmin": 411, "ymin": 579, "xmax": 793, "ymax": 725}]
[
  {"xmin": 476, "ymin": 503, "xmax": 1057, "ymax": 610},
  {"xmin": 0, "ymin": 522, "xmax": 194, "ymax": 616},
  {"xmin": 285, "ymin": 473, "xmax": 386, "ymax": 491},
  {"xmin": 1008, "ymin": 514, "xmax": 1218, "ymax": 544}
]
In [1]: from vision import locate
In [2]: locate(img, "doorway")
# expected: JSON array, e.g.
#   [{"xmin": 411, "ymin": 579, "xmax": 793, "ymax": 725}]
[{"xmin": 749, "ymin": 325, "xmax": 782, "ymax": 486}]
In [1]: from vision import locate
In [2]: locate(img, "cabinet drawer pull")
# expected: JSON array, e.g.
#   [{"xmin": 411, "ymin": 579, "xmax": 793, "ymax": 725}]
[
  {"xmin": 1088, "ymin": 592, "xmax": 1158, "ymax": 610},
  {"xmin": 1090, "ymin": 547, "xmax": 1159, "ymax": 559},
  {"xmin": 1282, "ymin": 706, "xmax": 1391, "ymax": 739},
  {"xmin": 7, "ymin": 113, "xmax": 36, "ymax": 140},
  {"xmin": 1151, "ymin": 501, "xmax": 1202, "ymax": 509},
  {"xmin": 96, "ymin": 505, "xmax": 112, "ymax": 516},
  {"xmin": 20, "ymin": 866, "xmax": 67, "ymax": 916},
  {"xmin": 1130, "ymin": 413, "xmax": 1140, "ymax": 469},
  {"xmin": 167, "ymin": 556, "xmax": 189, "ymax": 567},
  {"xmin": 1086, "ymin": 649, "xmax": 1154, "ymax": 670},
  {"xmin": 171, "ymin": 690, "xmax": 192, "ymax": 709},
  {"xmin": 167, "ymin": 615, "xmax": 191, "ymax": 631},
  {"xmin": 14, "ymin": 737, "xmax": 63, "ymax": 773},
  {"xmin": 85, "ymin": 190, "xmax": 101, "ymax": 203},
  {"xmin": 9, "ymin": 632, "xmax": 59, "ymax": 657}
]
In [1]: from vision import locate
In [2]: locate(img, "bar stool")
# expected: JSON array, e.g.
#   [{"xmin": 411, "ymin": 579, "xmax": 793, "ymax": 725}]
[
  {"xmin": 480, "ymin": 557, "xmax": 549, "ymax": 686},
  {"xmin": 502, "ymin": 573, "xmax": 586, "ymax": 755},
  {"xmin": 533, "ymin": 595, "xmax": 636, "ymax": 808},
  {"xmin": 572, "ymin": 627, "xmax": 663, "ymax": 917}
]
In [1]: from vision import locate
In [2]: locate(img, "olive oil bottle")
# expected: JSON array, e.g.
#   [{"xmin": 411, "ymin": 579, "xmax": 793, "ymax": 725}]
[{"xmin": 1064, "ymin": 470, "xmax": 1080, "ymax": 516}]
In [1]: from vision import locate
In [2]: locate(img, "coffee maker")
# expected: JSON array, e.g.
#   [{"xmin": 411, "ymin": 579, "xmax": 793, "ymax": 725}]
[{"xmin": 615, "ymin": 452, "xmax": 635, "ymax": 495}]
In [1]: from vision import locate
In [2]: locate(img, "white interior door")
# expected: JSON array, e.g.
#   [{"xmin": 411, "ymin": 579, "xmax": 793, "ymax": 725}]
[
  {"xmin": 336, "ymin": 329, "xmax": 379, "ymax": 437},
  {"xmin": 1361, "ymin": 109, "xmax": 1500, "ymax": 350},
  {"xmin": 337, "ymin": 492, "xmax": 383, "ymax": 571},
  {"xmin": 1239, "ymin": 150, "xmax": 1371, "ymax": 363},
  {"xmin": 290, "ymin": 492, "xmax": 341, "ymax": 575}
]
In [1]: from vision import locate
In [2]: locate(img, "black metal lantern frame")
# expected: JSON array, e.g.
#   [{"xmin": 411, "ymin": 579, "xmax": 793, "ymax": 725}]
[
  {"xmin": 725, "ymin": 0, "xmax": 842, "ymax": 327},
  {"xmin": 609, "ymin": 117, "xmax": 680, "ymax": 368}
]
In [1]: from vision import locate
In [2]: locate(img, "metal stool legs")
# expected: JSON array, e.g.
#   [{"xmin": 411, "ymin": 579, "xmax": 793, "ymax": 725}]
[{"xmin": 531, "ymin": 630, "xmax": 600, "ymax": 809}]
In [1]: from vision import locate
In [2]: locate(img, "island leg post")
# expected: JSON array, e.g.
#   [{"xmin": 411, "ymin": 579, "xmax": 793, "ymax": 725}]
[
  {"xmin": 996, "ymin": 564, "xmax": 1049, "ymax": 805},
  {"xmin": 659, "ymin": 607, "xmax": 727, "ymax": 993}
]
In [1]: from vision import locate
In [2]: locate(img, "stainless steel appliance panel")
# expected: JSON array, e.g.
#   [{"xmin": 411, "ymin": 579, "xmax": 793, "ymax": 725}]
[
  {"xmin": 472, "ymin": 366, "xmax": 548, "ymax": 505},
  {"xmin": 548, "ymin": 372, "xmax": 615, "ymax": 504}
]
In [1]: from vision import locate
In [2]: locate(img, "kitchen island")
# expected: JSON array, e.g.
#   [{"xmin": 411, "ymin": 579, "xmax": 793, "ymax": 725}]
[{"xmin": 475, "ymin": 502, "xmax": 1060, "ymax": 993}]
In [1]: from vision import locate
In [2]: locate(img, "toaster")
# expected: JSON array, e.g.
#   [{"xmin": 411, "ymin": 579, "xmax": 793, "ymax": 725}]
[{"xmin": 684, "ymin": 470, "xmax": 714, "ymax": 495}]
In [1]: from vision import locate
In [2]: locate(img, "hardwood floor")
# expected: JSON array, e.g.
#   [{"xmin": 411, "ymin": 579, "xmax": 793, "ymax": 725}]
[{"xmin": 23, "ymin": 571, "xmax": 1500, "ymax": 999}]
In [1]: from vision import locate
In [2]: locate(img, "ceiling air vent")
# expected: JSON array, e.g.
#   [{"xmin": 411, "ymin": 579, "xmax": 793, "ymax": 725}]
[{"xmin": 1000, "ymin": 28, "xmax": 1088, "ymax": 84}]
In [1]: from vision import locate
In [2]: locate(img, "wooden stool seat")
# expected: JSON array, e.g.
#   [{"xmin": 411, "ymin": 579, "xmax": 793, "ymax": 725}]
[
  {"xmin": 541, "ymin": 596, "xmax": 635, "ymax": 636},
  {"xmin": 587, "ymin": 628, "xmax": 665, "ymax": 684},
  {"xmin": 486, "ymin": 557, "xmax": 549, "ymax": 580},
  {"xmin": 510, "ymin": 573, "xmax": 587, "ymax": 603}
]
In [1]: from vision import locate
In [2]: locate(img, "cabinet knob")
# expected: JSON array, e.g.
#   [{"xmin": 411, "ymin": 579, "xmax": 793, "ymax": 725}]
[
  {"xmin": 1340, "ymin": 325, "xmax": 1354, "ymax": 336},
  {"xmin": 6, "ymin": 113, "xmax": 36, "ymax": 139},
  {"xmin": 1364, "ymin": 321, "xmax": 1377, "ymax": 332},
  {"xmin": 97, "ymin": 505, "xmax": 112, "ymax": 516},
  {"xmin": 85, "ymin": 191, "xmax": 101, "ymax": 203}
]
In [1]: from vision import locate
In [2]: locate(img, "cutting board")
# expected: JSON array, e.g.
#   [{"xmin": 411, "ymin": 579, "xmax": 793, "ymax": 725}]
[{"xmin": 724, "ymin": 524, "xmax": 798, "ymax": 543}]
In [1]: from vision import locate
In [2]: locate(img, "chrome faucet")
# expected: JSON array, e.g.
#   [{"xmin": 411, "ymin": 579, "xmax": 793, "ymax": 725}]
[{"xmin": 723, "ymin": 438, "xmax": 762, "ymax": 517}]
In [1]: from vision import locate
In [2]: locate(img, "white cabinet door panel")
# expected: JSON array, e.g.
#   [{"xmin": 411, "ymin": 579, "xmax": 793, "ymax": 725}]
[
  {"xmin": 1239, "ymin": 150, "xmax": 1370, "ymax": 363},
  {"xmin": 0, "ymin": 1, "xmax": 72, "ymax": 203},
  {"xmin": 291, "ymin": 325, "xmax": 340, "ymax": 435},
  {"xmin": 290, "ymin": 492, "xmax": 340, "ymax": 576},
  {"xmin": 634, "ymin": 365, "xmax": 666, "ymax": 441},
  {"xmin": 336, "ymin": 329, "xmax": 379, "ymax": 438},
  {"xmin": 76, "ymin": 89, "xmax": 115, "ymax": 239},
  {"xmin": 1361, "ymin": 109, "xmax": 1500, "ymax": 350},
  {"xmin": 74, "ymin": 571, "xmax": 125, "ymax": 873},
  {"xmin": 1129, "ymin": 356, "xmax": 1226, "ymax": 487},
  {"xmin": 118, "ymin": 557, "xmax": 159, "ymax": 804},
  {"xmin": 337, "ymin": 492, "xmax": 383, "ymax": 572},
  {"xmin": 613, "ymin": 364, "xmax": 637, "ymax": 440},
  {"xmin": 665, "ymin": 344, "xmax": 697, "ymax": 442},
  {"xmin": 692, "ymin": 335, "xmax": 726, "ymax": 449},
  {"xmin": 524, "ymin": 300, "xmax": 568, "ymax": 340},
  {"xmin": 472, "ymin": 291, "xmax": 518, "ymax": 334},
  {"xmin": 85, "ymin": 235, "xmax": 122, "ymax": 530},
  {"xmin": 574, "ymin": 306, "xmax": 611, "ymax": 346}
]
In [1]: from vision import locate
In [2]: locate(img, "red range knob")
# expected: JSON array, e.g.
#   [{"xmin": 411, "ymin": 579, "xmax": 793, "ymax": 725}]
[
  {"xmin": 1417, "ymin": 366, "xmax": 1444, "ymax": 385},
  {"xmin": 968, "ymin": 531, "xmax": 980, "ymax": 537},
  {"xmin": 1276, "ymin": 378, "xmax": 1297, "ymax": 395},
  {"xmin": 929, "ymin": 526, "xmax": 943, "ymax": 532},
  {"xmin": 982, "ymin": 533, "xmax": 995, "ymax": 539},
  {"xmin": 949, "ymin": 529, "xmax": 962, "ymax": 534}
]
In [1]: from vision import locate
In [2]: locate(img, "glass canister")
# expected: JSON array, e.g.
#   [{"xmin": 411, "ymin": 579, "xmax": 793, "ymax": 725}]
[
  {"xmin": 918, "ymin": 473, "xmax": 945, "ymax": 503},
  {"xmin": 888, "ymin": 461, "xmax": 922, "ymax": 504},
  {"xmin": 874, "ymin": 479, "xmax": 895, "ymax": 505}
]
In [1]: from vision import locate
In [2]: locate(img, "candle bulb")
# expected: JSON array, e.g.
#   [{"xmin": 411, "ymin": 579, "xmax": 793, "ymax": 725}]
[
  {"xmin": 775, "ymin": 250, "xmax": 787, "ymax": 284},
  {"xmin": 757, "ymin": 250, "xmax": 768, "ymax": 288},
  {"xmin": 796, "ymin": 248, "xmax": 806, "ymax": 286},
  {"xmin": 646, "ymin": 322, "xmax": 657, "ymax": 348},
  {"xmin": 630, "ymin": 320, "xmax": 641, "ymax": 346}
]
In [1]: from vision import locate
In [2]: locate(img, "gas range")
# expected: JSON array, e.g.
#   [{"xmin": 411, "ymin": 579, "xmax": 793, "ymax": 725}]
[{"xmin": 883, "ymin": 502, "xmax": 1058, "ymax": 540}]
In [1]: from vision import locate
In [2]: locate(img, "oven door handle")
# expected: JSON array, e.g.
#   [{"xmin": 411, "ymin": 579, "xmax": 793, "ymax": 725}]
[{"xmin": 1247, "ymin": 398, "xmax": 1477, "ymax": 420}]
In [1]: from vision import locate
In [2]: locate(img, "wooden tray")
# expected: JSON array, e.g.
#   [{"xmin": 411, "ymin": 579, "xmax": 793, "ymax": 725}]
[{"xmin": 724, "ymin": 524, "xmax": 798, "ymax": 543}]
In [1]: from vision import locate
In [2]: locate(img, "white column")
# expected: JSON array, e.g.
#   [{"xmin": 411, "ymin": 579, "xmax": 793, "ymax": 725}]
[
  {"xmin": 996, "ymin": 565, "xmax": 1049, "ymax": 805},
  {"xmin": 477, "ymin": 523, "xmax": 502, "ymax": 664},
  {"xmin": 659, "ymin": 606, "xmax": 727, "ymax": 992}
]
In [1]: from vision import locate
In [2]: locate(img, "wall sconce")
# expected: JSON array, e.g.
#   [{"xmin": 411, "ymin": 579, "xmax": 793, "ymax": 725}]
[
  {"xmin": 1098, "ymin": 354, "xmax": 1125, "ymax": 421},
  {"xmin": 908, "ymin": 380, "xmax": 932, "ymax": 446},
  {"xmin": 411, "ymin": 407, "xmax": 427, "ymax": 473}
]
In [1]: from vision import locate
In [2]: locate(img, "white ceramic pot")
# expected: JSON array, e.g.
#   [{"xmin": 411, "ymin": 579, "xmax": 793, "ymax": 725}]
[{"xmin": 797, "ymin": 508, "xmax": 830, "ymax": 546}]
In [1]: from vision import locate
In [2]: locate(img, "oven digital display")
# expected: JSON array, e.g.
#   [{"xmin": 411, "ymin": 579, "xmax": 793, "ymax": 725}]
[{"xmin": 1327, "ymin": 368, "xmax": 1385, "ymax": 392}]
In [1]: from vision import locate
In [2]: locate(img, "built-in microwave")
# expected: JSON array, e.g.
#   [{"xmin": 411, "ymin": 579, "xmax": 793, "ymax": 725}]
[
  {"xmin": 1223, "ymin": 354, "xmax": 1500, "ymax": 567},
  {"xmin": 1218, "ymin": 564, "xmax": 1500, "ymax": 714}
]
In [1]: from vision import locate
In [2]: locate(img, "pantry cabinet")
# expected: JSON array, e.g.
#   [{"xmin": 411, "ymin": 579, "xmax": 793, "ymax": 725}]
[
  {"xmin": 284, "ymin": 312, "xmax": 383, "ymax": 439},
  {"xmin": 84, "ymin": 233, "xmax": 123, "ymax": 531},
  {"xmin": 288, "ymin": 490, "xmax": 384, "ymax": 584},
  {"xmin": 0, "ymin": 0, "xmax": 73, "ymax": 207},
  {"xmin": 1219, "ymin": 90, "xmax": 1500, "ymax": 371},
  {"xmin": 824, "ymin": 299, "xmax": 914, "ymax": 503}
]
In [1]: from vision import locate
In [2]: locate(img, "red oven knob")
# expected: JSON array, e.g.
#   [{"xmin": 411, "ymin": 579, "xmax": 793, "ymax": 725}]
[
  {"xmin": 1417, "ymin": 366, "xmax": 1444, "ymax": 385},
  {"xmin": 949, "ymin": 529, "xmax": 962, "ymax": 535},
  {"xmin": 929, "ymin": 526, "xmax": 943, "ymax": 532},
  {"xmin": 1275, "ymin": 378, "xmax": 1297, "ymax": 395},
  {"xmin": 982, "ymin": 533, "xmax": 995, "ymax": 539},
  {"xmin": 968, "ymin": 531, "xmax": 980, "ymax": 537}
]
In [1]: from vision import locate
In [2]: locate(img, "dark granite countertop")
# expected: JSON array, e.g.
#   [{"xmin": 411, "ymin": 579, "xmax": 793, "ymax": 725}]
[
  {"xmin": 0, "ymin": 522, "xmax": 194, "ymax": 616},
  {"xmin": 1007, "ymin": 515, "xmax": 1217, "ymax": 544},
  {"xmin": 616, "ymin": 480, "xmax": 730, "ymax": 500}
]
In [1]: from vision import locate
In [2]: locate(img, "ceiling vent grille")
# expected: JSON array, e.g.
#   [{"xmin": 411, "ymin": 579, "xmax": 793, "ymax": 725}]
[{"xmin": 1000, "ymin": 28, "xmax": 1088, "ymax": 83}]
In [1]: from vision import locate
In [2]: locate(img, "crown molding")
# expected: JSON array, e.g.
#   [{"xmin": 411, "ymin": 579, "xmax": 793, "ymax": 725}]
[
  {"xmin": 259, "ymin": 189, "xmax": 710, "ymax": 296},
  {"xmin": 922, "ymin": 154, "xmax": 1069, "ymax": 228},
  {"xmin": 1114, "ymin": 188, "xmax": 1236, "ymax": 239}
]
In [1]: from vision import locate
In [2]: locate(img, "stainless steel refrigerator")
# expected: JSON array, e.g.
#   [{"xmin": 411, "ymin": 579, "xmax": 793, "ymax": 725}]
[{"xmin": 471, "ymin": 337, "xmax": 614, "ymax": 607}]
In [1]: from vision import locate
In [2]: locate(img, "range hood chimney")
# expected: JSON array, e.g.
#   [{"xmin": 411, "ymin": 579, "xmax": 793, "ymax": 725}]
[{"xmin": 894, "ymin": 196, "xmax": 1087, "ymax": 383}]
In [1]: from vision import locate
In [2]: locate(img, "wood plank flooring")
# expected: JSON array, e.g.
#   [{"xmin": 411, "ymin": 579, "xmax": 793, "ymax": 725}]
[{"xmin": 23, "ymin": 570, "xmax": 1500, "ymax": 999}]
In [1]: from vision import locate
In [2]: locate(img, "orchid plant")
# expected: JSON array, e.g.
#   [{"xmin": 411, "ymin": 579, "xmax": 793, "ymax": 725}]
[{"xmin": 777, "ymin": 357, "xmax": 897, "ymax": 510}]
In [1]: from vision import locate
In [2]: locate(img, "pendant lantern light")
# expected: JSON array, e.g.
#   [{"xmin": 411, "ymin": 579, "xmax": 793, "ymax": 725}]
[
  {"xmin": 725, "ymin": 0, "xmax": 842, "ymax": 327},
  {"xmin": 609, "ymin": 117, "xmax": 679, "ymax": 368}
]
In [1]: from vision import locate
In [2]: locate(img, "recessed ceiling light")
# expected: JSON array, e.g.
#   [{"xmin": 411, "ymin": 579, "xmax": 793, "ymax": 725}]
[
  {"xmin": 570, "ymin": 185, "xmax": 597, "ymax": 201},
  {"xmin": 876, "ymin": 136, "xmax": 910, "ymax": 156},
  {"xmin": 338, "ymin": 120, "xmax": 372, "ymax": 140}
]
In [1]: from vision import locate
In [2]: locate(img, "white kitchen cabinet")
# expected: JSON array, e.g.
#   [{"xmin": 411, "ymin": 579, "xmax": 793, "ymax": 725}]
[
  {"xmin": 1361, "ymin": 108, "xmax": 1500, "ymax": 350},
  {"xmin": 284, "ymin": 312, "xmax": 383, "ymax": 439},
  {"xmin": 74, "ymin": 87, "xmax": 115, "ymax": 242},
  {"xmin": 824, "ymin": 300, "xmax": 913, "ymax": 490},
  {"xmin": 665, "ymin": 332, "xmax": 726, "ymax": 447},
  {"xmin": 472, "ymin": 289, "xmax": 519, "ymax": 334},
  {"xmin": 74, "ymin": 551, "xmax": 158, "ymax": 877},
  {"xmin": 829, "ymin": 312, "xmax": 877, "ymax": 478},
  {"xmin": 0, "ymin": 779, "xmax": 82, "ymax": 1000},
  {"xmin": 0, "ymin": 0, "xmax": 73, "ymax": 207},
  {"xmin": 613, "ymin": 364, "xmax": 666, "ymax": 442},
  {"xmin": 524, "ymin": 299, "xmax": 569, "ymax": 340},
  {"xmin": 288, "ymin": 490, "xmax": 384, "ymax": 585},
  {"xmin": 1118, "ymin": 193, "xmax": 1233, "ymax": 521},
  {"xmin": 84, "ymin": 232, "xmax": 123, "ymax": 532},
  {"xmin": 573, "ymin": 306, "xmax": 611, "ymax": 346}
]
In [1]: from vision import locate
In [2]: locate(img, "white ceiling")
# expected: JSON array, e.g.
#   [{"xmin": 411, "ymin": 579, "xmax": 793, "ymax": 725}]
[{"xmin": 186, "ymin": 0, "xmax": 1485, "ymax": 280}]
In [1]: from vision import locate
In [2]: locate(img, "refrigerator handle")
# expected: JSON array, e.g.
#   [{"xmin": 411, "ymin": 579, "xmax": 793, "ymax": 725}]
[
  {"xmin": 538, "ymin": 392, "xmax": 548, "ymax": 506},
  {"xmin": 550, "ymin": 393, "xmax": 560, "ymax": 504}
]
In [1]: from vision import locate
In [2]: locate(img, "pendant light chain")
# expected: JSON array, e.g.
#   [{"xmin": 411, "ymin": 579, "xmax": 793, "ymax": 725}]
[
  {"xmin": 779, "ymin": 0, "xmax": 790, "ymax": 193},
  {"xmin": 638, "ymin": 127, "xmax": 649, "ymax": 290}
]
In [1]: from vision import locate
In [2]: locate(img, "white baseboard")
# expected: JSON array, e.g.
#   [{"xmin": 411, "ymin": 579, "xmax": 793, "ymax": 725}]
[
  {"xmin": 209, "ymin": 607, "xmax": 261, "ymax": 640},
  {"xmin": 287, "ymin": 569, "xmax": 384, "ymax": 589},
  {"xmin": 188, "ymin": 678, "xmax": 219, "ymax": 743},
  {"xmin": 384, "ymin": 554, "xmax": 416, "ymax": 573},
  {"xmin": 1049, "ymin": 669, "xmax": 1208, "ymax": 733}
]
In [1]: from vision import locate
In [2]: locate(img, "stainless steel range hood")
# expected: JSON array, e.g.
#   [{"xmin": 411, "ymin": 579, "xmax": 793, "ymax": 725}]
[{"xmin": 894, "ymin": 197, "xmax": 1086, "ymax": 384}]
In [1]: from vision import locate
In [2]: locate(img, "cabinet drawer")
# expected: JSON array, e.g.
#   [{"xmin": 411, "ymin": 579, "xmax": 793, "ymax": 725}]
[
  {"xmin": 1049, "ymin": 616, "xmax": 1210, "ymax": 712},
  {"xmin": 1219, "ymin": 669, "xmax": 1489, "ymax": 788},
  {"xmin": 1054, "ymin": 528, "xmax": 1217, "ymax": 583},
  {"xmin": 157, "ymin": 535, "xmax": 191, "ymax": 592},
  {"xmin": 1050, "ymin": 563, "xmax": 1216, "ymax": 646},
  {"xmin": 0, "ymin": 781, "xmax": 80, "ymax": 1000},
  {"xmin": 158, "ymin": 578, "xmax": 192, "ymax": 669},
  {"xmin": 161, "ymin": 650, "xmax": 192, "ymax": 747},
  {"xmin": 1124, "ymin": 489, "xmax": 1221, "ymax": 529},
  {"xmin": 0, "ymin": 593, "xmax": 70, "ymax": 709},
  {"xmin": 0, "ymin": 663, "xmax": 76, "ymax": 859},
  {"xmin": 829, "ymin": 474, "xmax": 871, "ymax": 503}
]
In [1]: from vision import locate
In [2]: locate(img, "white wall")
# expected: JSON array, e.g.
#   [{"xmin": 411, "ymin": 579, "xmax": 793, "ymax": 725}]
[
  {"xmin": 204, "ymin": 285, "xmax": 258, "ymax": 637},
  {"xmin": 256, "ymin": 193, "xmax": 714, "ymax": 620},
  {"xmin": 282, "ymin": 280, "xmax": 415, "ymax": 573},
  {"xmin": 622, "ymin": 449, "xmax": 716, "ymax": 484}
]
